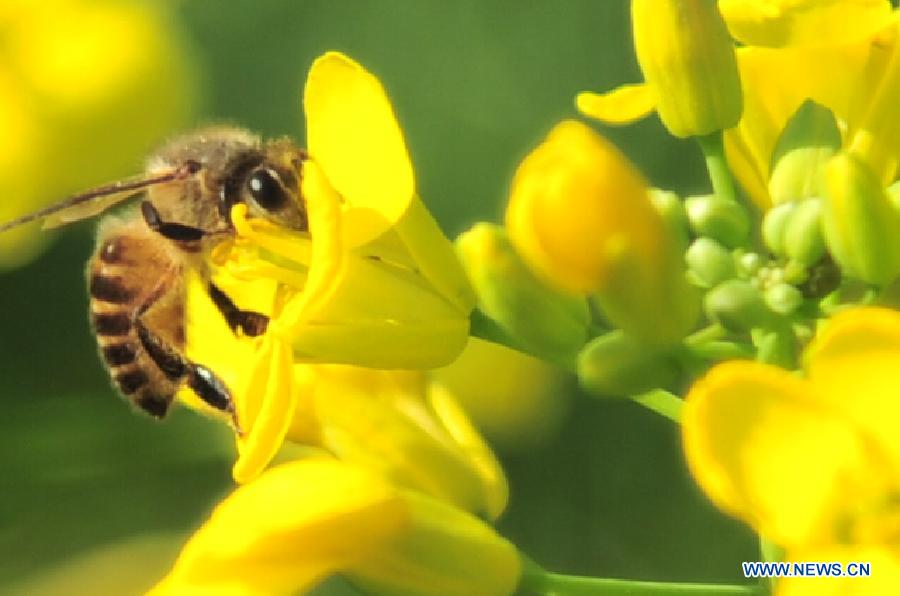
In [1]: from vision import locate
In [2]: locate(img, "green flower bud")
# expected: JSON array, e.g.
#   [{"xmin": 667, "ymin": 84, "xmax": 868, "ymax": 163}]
[
  {"xmin": 761, "ymin": 201, "xmax": 797, "ymax": 257},
  {"xmin": 685, "ymin": 237, "xmax": 735, "ymax": 288},
  {"xmin": 823, "ymin": 152, "xmax": 900, "ymax": 286},
  {"xmin": 735, "ymin": 250, "xmax": 762, "ymax": 278},
  {"xmin": 456, "ymin": 223, "xmax": 591, "ymax": 362},
  {"xmin": 764, "ymin": 282, "xmax": 803, "ymax": 315},
  {"xmin": 705, "ymin": 279, "xmax": 773, "ymax": 332},
  {"xmin": 649, "ymin": 188, "xmax": 690, "ymax": 250},
  {"xmin": 768, "ymin": 100, "xmax": 840, "ymax": 205},
  {"xmin": 685, "ymin": 194, "xmax": 750, "ymax": 248},
  {"xmin": 782, "ymin": 260, "xmax": 809, "ymax": 285},
  {"xmin": 577, "ymin": 330, "xmax": 680, "ymax": 397},
  {"xmin": 783, "ymin": 198, "xmax": 826, "ymax": 267}
]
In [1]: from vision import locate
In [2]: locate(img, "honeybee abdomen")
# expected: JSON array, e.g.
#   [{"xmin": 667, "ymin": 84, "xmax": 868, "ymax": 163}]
[{"xmin": 88, "ymin": 218, "xmax": 184, "ymax": 418}]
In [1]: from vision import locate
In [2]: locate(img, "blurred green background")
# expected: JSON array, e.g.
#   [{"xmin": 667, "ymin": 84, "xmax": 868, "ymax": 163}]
[{"xmin": 0, "ymin": 1, "xmax": 756, "ymax": 593}]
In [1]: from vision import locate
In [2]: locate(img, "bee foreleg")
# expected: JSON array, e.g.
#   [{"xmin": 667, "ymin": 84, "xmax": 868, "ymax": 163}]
[
  {"xmin": 208, "ymin": 282, "xmax": 269, "ymax": 336},
  {"xmin": 141, "ymin": 200, "xmax": 207, "ymax": 241}
]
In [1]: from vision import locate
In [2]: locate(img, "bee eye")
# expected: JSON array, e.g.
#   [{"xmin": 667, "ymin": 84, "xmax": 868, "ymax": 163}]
[{"xmin": 246, "ymin": 168, "xmax": 288, "ymax": 211}]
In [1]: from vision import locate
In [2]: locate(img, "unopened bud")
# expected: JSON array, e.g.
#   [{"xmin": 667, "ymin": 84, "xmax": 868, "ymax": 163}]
[
  {"xmin": 705, "ymin": 279, "xmax": 773, "ymax": 332},
  {"xmin": 768, "ymin": 100, "xmax": 840, "ymax": 205},
  {"xmin": 823, "ymin": 152, "xmax": 900, "ymax": 286},
  {"xmin": 632, "ymin": 0, "xmax": 743, "ymax": 137},
  {"xmin": 783, "ymin": 198, "xmax": 826, "ymax": 267},
  {"xmin": 686, "ymin": 237, "xmax": 735, "ymax": 288},
  {"xmin": 456, "ymin": 223, "xmax": 590, "ymax": 363},
  {"xmin": 577, "ymin": 330, "xmax": 680, "ymax": 397},
  {"xmin": 685, "ymin": 194, "xmax": 750, "ymax": 248}
]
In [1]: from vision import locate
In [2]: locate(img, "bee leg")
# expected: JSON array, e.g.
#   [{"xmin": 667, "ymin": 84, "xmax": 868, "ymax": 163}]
[
  {"xmin": 207, "ymin": 282, "xmax": 269, "ymax": 336},
  {"xmin": 134, "ymin": 307, "xmax": 242, "ymax": 433},
  {"xmin": 141, "ymin": 200, "xmax": 207, "ymax": 242}
]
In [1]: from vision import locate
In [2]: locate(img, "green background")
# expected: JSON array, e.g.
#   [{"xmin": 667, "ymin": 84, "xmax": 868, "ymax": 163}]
[{"xmin": 0, "ymin": 1, "xmax": 756, "ymax": 593}]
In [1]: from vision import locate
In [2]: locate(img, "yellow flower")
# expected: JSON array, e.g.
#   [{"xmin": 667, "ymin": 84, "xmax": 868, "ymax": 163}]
[
  {"xmin": 505, "ymin": 119, "xmax": 699, "ymax": 344},
  {"xmin": 724, "ymin": 2, "xmax": 900, "ymax": 209},
  {"xmin": 181, "ymin": 267, "xmax": 506, "ymax": 506},
  {"xmin": 176, "ymin": 52, "xmax": 480, "ymax": 482},
  {"xmin": 218, "ymin": 52, "xmax": 474, "ymax": 369},
  {"xmin": 0, "ymin": 0, "xmax": 196, "ymax": 268},
  {"xmin": 578, "ymin": 0, "xmax": 742, "ymax": 138},
  {"xmin": 683, "ymin": 307, "xmax": 900, "ymax": 596},
  {"xmin": 719, "ymin": 0, "xmax": 893, "ymax": 48},
  {"xmin": 150, "ymin": 458, "xmax": 522, "ymax": 596},
  {"xmin": 577, "ymin": 1, "xmax": 900, "ymax": 210},
  {"xmin": 284, "ymin": 364, "xmax": 509, "ymax": 520}
]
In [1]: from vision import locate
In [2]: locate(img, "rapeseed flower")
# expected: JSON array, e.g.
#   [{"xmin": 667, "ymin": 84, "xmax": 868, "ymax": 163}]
[
  {"xmin": 218, "ymin": 52, "xmax": 474, "ymax": 370},
  {"xmin": 151, "ymin": 458, "xmax": 521, "ymax": 596},
  {"xmin": 177, "ymin": 52, "xmax": 480, "ymax": 481},
  {"xmin": 183, "ymin": 265, "xmax": 505, "ymax": 500},
  {"xmin": 683, "ymin": 307, "xmax": 900, "ymax": 595}
]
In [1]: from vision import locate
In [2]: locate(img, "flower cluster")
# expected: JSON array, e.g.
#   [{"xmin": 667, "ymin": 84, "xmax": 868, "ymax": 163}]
[
  {"xmin": 158, "ymin": 1, "xmax": 900, "ymax": 594},
  {"xmin": 17, "ymin": 1, "xmax": 900, "ymax": 595}
]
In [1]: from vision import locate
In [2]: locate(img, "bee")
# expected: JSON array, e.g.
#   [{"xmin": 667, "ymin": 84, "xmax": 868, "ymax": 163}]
[{"xmin": 0, "ymin": 127, "xmax": 309, "ymax": 430}]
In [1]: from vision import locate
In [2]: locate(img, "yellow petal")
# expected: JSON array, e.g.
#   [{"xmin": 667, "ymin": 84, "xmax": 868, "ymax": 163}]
[
  {"xmin": 720, "ymin": 0, "xmax": 894, "ymax": 48},
  {"xmin": 307, "ymin": 366, "xmax": 497, "ymax": 517},
  {"xmin": 683, "ymin": 361, "xmax": 873, "ymax": 547},
  {"xmin": 725, "ymin": 41, "xmax": 878, "ymax": 209},
  {"xmin": 350, "ymin": 488, "xmax": 521, "ymax": 596},
  {"xmin": 575, "ymin": 84, "xmax": 657, "ymax": 125},
  {"xmin": 232, "ymin": 335, "xmax": 298, "ymax": 484},
  {"xmin": 150, "ymin": 459, "xmax": 408, "ymax": 596},
  {"xmin": 805, "ymin": 307, "xmax": 900, "ymax": 473},
  {"xmin": 779, "ymin": 546, "xmax": 900, "ymax": 596},
  {"xmin": 304, "ymin": 51, "xmax": 415, "ymax": 247},
  {"xmin": 427, "ymin": 383, "xmax": 509, "ymax": 520}
]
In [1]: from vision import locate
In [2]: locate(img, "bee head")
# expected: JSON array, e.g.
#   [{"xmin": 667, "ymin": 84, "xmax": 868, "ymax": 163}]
[{"xmin": 149, "ymin": 127, "xmax": 309, "ymax": 233}]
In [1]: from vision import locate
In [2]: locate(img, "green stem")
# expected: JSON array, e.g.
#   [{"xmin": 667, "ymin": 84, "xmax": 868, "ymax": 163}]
[
  {"xmin": 468, "ymin": 309, "xmax": 577, "ymax": 372},
  {"xmin": 631, "ymin": 389, "xmax": 683, "ymax": 423},
  {"xmin": 697, "ymin": 132, "xmax": 738, "ymax": 204},
  {"xmin": 522, "ymin": 562, "xmax": 759, "ymax": 596},
  {"xmin": 684, "ymin": 323, "xmax": 727, "ymax": 346}
]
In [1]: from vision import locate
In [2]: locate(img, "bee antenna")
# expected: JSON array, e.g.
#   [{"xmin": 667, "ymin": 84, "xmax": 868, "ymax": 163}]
[{"xmin": 0, "ymin": 160, "xmax": 205, "ymax": 233}]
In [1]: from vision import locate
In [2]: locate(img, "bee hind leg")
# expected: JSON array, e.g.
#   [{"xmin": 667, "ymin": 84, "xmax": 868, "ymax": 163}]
[{"xmin": 134, "ymin": 314, "xmax": 242, "ymax": 434}]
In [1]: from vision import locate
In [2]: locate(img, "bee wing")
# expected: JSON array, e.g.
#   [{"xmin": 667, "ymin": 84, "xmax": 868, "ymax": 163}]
[
  {"xmin": 39, "ymin": 185, "xmax": 146, "ymax": 229},
  {"xmin": 0, "ymin": 161, "xmax": 201, "ymax": 233}
]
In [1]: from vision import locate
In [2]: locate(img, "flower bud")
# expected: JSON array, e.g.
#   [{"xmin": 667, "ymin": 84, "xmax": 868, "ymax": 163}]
[
  {"xmin": 705, "ymin": 279, "xmax": 773, "ymax": 332},
  {"xmin": 764, "ymin": 282, "xmax": 803, "ymax": 315},
  {"xmin": 783, "ymin": 198, "xmax": 826, "ymax": 267},
  {"xmin": 684, "ymin": 195, "xmax": 750, "ymax": 248},
  {"xmin": 506, "ymin": 120, "xmax": 699, "ymax": 344},
  {"xmin": 768, "ymin": 100, "xmax": 840, "ymax": 205},
  {"xmin": 685, "ymin": 194, "xmax": 750, "ymax": 248},
  {"xmin": 649, "ymin": 188, "xmax": 691, "ymax": 250},
  {"xmin": 762, "ymin": 201, "xmax": 796, "ymax": 257},
  {"xmin": 577, "ymin": 330, "xmax": 680, "ymax": 397},
  {"xmin": 456, "ymin": 223, "xmax": 590, "ymax": 364},
  {"xmin": 823, "ymin": 152, "xmax": 900, "ymax": 286},
  {"xmin": 685, "ymin": 237, "xmax": 735, "ymax": 288},
  {"xmin": 631, "ymin": 0, "xmax": 742, "ymax": 137}
]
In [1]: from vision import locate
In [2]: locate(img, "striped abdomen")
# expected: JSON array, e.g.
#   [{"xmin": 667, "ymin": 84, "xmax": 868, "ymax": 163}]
[{"xmin": 88, "ymin": 217, "xmax": 185, "ymax": 418}]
